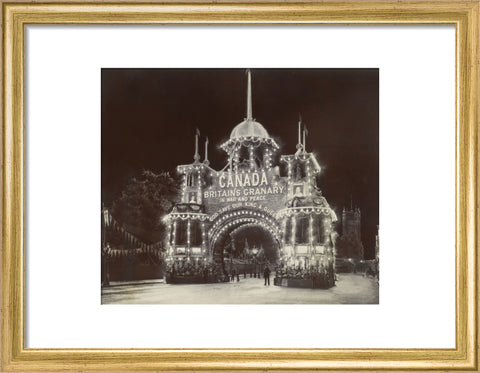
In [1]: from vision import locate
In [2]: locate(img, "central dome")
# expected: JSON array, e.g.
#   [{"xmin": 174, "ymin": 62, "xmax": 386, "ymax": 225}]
[{"xmin": 230, "ymin": 119, "xmax": 270, "ymax": 140}]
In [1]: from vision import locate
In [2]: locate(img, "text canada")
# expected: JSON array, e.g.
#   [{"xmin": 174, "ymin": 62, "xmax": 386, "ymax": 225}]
[{"xmin": 218, "ymin": 171, "xmax": 268, "ymax": 188}]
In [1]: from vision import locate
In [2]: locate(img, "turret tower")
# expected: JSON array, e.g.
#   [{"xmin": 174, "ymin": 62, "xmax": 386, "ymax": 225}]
[
  {"xmin": 165, "ymin": 130, "xmax": 212, "ymax": 265},
  {"xmin": 277, "ymin": 117, "xmax": 337, "ymax": 273},
  {"xmin": 220, "ymin": 70, "xmax": 279, "ymax": 172}
]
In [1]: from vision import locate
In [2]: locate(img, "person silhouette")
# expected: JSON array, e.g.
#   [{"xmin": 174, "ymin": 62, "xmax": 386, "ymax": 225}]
[{"xmin": 264, "ymin": 266, "xmax": 271, "ymax": 286}]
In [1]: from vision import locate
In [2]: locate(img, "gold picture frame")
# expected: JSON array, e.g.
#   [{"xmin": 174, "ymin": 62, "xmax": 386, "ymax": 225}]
[{"xmin": 2, "ymin": 1, "xmax": 478, "ymax": 371}]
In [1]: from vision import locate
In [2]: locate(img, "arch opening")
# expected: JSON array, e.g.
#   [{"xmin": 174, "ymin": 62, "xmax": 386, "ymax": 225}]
[{"xmin": 211, "ymin": 219, "xmax": 280, "ymax": 273}]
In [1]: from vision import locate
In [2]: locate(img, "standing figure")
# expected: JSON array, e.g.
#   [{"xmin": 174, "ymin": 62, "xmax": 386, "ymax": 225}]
[
  {"xmin": 264, "ymin": 266, "xmax": 271, "ymax": 286},
  {"xmin": 203, "ymin": 266, "xmax": 209, "ymax": 283}
]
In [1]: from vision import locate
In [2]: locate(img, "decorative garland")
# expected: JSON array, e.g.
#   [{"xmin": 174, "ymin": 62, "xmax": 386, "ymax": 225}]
[
  {"xmin": 275, "ymin": 206, "xmax": 335, "ymax": 219},
  {"xmin": 102, "ymin": 208, "xmax": 163, "ymax": 259},
  {"xmin": 220, "ymin": 136, "xmax": 280, "ymax": 151},
  {"xmin": 163, "ymin": 212, "xmax": 209, "ymax": 223}
]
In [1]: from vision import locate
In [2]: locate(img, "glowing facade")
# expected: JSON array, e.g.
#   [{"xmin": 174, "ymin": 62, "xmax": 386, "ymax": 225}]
[{"xmin": 163, "ymin": 71, "xmax": 337, "ymax": 274}]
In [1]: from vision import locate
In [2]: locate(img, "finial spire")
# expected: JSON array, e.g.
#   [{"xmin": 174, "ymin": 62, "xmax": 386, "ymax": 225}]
[
  {"xmin": 297, "ymin": 113, "xmax": 303, "ymax": 150},
  {"xmin": 246, "ymin": 69, "xmax": 252, "ymax": 120},
  {"xmin": 204, "ymin": 137, "xmax": 209, "ymax": 165},
  {"xmin": 194, "ymin": 128, "xmax": 200, "ymax": 162},
  {"xmin": 303, "ymin": 124, "xmax": 308, "ymax": 152}
]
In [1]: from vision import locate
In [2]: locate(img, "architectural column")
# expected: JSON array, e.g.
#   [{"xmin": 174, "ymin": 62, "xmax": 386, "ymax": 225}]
[
  {"xmin": 181, "ymin": 175, "xmax": 187, "ymax": 203},
  {"xmin": 306, "ymin": 160, "xmax": 313, "ymax": 196},
  {"xmin": 264, "ymin": 148, "xmax": 272, "ymax": 168},
  {"xmin": 187, "ymin": 219, "xmax": 191, "ymax": 259},
  {"xmin": 201, "ymin": 222, "xmax": 207, "ymax": 258},
  {"xmin": 249, "ymin": 145, "xmax": 255, "ymax": 169},
  {"xmin": 324, "ymin": 217, "xmax": 331, "ymax": 244},
  {"xmin": 234, "ymin": 146, "xmax": 240, "ymax": 171},
  {"xmin": 309, "ymin": 214, "xmax": 314, "ymax": 252},
  {"xmin": 166, "ymin": 224, "xmax": 172, "ymax": 256},
  {"xmin": 197, "ymin": 171, "xmax": 202, "ymax": 204},
  {"xmin": 172, "ymin": 220, "xmax": 177, "ymax": 252},
  {"xmin": 291, "ymin": 217, "xmax": 296, "ymax": 257}
]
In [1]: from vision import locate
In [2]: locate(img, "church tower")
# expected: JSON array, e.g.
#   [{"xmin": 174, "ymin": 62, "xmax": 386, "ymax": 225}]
[
  {"xmin": 342, "ymin": 205, "xmax": 361, "ymax": 241},
  {"xmin": 336, "ymin": 200, "xmax": 364, "ymax": 260}
]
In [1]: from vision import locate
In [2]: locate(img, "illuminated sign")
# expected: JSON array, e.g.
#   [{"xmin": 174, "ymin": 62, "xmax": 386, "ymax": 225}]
[
  {"xmin": 218, "ymin": 171, "xmax": 268, "ymax": 188},
  {"xmin": 203, "ymin": 169, "xmax": 287, "ymax": 204}
]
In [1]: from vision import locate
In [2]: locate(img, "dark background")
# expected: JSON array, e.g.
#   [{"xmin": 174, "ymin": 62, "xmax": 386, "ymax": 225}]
[{"xmin": 102, "ymin": 68, "xmax": 379, "ymax": 258}]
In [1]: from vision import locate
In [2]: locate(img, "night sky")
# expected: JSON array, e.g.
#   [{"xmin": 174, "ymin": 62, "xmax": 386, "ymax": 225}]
[{"xmin": 102, "ymin": 68, "xmax": 378, "ymax": 258}]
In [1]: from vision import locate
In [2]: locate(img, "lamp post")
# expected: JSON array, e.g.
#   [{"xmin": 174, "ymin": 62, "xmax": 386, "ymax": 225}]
[
  {"xmin": 252, "ymin": 247, "xmax": 258, "ymax": 278},
  {"xmin": 102, "ymin": 242, "xmax": 111, "ymax": 286},
  {"xmin": 101, "ymin": 207, "xmax": 111, "ymax": 287},
  {"xmin": 243, "ymin": 251, "xmax": 247, "ymax": 279}
]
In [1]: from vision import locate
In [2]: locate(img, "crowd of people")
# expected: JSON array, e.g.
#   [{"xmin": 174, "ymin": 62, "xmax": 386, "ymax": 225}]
[
  {"xmin": 274, "ymin": 264, "xmax": 335, "ymax": 287},
  {"xmin": 166, "ymin": 260, "xmax": 274, "ymax": 284},
  {"xmin": 166, "ymin": 261, "xmax": 220, "ymax": 283},
  {"xmin": 166, "ymin": 260, "xmax": 335, "ymax": 288}
]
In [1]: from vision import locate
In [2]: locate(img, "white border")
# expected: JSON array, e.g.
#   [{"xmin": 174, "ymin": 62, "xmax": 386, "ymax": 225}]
[{"xmin": 25, "ymin": 25, "xmax": 455, "ymax": 348}]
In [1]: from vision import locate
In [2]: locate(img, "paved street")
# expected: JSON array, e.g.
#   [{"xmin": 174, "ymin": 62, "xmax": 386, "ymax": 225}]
[{"xmin": 102, "ymin": 273, "xmax": 378, "ymax": 304}]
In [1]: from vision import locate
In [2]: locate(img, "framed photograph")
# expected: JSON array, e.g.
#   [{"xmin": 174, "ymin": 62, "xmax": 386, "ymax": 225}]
[{"xmin": 2, "ymin": 1, "xmax": 478, "ymax": 371}]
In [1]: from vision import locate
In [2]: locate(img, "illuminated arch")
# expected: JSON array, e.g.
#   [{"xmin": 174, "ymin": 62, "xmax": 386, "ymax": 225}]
[{"xmin": 208, "ymin": 208, "xmax": 282, "ymax": 255}]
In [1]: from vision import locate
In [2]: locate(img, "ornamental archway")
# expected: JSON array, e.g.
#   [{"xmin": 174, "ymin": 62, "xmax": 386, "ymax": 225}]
[{"xmin": 208, "ymin": 208, "xmax": 282, "ymax": 268}]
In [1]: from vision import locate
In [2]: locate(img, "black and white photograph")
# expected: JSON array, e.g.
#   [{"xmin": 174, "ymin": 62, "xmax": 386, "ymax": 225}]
[{"xmin": 101, "ymin": 68, "xmax": 379, "ymax": 304}]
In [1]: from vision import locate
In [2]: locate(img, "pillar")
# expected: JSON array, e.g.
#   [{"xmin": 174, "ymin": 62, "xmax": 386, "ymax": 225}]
[{"xmin": 187, "ymin": 220, "xmax": 191, "ymax": 260}]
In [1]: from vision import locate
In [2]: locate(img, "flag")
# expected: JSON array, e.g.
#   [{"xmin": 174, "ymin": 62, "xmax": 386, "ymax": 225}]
[
  {"xmin": 196, "ymin": 128, "xmax": 200, "ymax": 137},
  {"xmin": 304, "ymin": 124, "xmax": 308, "ymax": 136}
]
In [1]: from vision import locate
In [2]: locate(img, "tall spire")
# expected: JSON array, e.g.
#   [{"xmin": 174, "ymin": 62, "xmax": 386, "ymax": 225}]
[
  {"xmin": 204, "ymin": 137, "xmax": 209, "ymax": 165},
  {"xmin": 303, "ymin": 124, "xmax": 308, "ymax": 152},
  {"xmin": 297, "ymin": 113, "xmax": 303, "ymax": 150},
  {"xmin": 246, "ymin": 69, "xmax": 252, "ymax": 120},
  {"xmin": 194, "ymin": 128, "xmax": 200, "ymax": 162}
]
